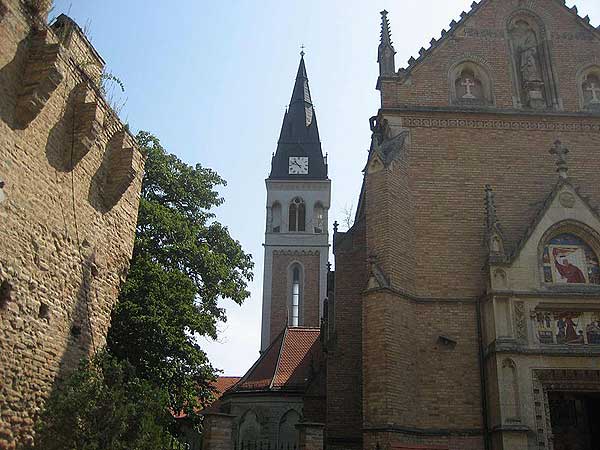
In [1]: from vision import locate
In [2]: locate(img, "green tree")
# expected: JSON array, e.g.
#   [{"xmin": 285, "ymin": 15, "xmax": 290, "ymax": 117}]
[
  {"xmin": 107, "ymin": 131, "xmax": 254, "ymax": 417},
  {"xmin": 33, "ymin": 352, "xmax": 173, "ymax": 450}
]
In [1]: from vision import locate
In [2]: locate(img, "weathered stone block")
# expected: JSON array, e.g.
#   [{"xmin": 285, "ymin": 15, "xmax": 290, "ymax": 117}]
[
  {"xmin": 15, "ymin": 30, "xmax": 64, "ymax": 128},
  {"xmin": 99, "ymin": 130, "xmax": 138, "ymax": 210},
  {"xmin": 67, "ymin": 84, "xmax": 103, "ymax": 170}
]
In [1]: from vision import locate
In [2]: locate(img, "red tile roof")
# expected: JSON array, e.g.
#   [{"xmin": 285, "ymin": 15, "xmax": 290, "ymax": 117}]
[
  {"xmin": 213, "ymin": 376, "xmax": 241, "ymax": 397},
  {"xmin": 173, "ymin": 376, "xmax": 242, "ymax": 419},
  {"xmin": 226, "ymin": 327, "xmax": 322, "ymax": 394}
]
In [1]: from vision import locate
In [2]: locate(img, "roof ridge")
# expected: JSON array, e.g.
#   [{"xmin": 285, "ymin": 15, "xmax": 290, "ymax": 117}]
[
  {"xmin": 391, "ymin": 0, "xmax": 600, "ymax": 79},
  {"xmin": 228, "ymin": 328, "xmax": 285, "ymax": 393},
  {"xmin": 269, "ymin": 327, "xmax": 288, "ymax": 390},
  {"xmin": 288, "ymin": 326, "xmax": 321, "ymax": 331}
]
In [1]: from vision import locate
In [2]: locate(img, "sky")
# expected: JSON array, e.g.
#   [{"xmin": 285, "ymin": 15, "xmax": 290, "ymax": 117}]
[{"xmin": 51, "ymin": 0, "xmax": 600, "ymax": 376}]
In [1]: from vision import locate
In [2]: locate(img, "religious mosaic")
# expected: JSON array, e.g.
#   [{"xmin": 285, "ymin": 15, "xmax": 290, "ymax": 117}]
[
  {"xmin": 542, "ymin": 234, "xmax": 600, "ymax": 284},
  {"xmin": 535, "ymin": 311, "xmax": 600, "ymax": 345}
]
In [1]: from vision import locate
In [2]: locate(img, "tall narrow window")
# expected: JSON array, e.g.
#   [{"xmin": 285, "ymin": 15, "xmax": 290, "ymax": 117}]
[
  {"xmin": 314, "ymin": 203, "xmax": 325, "ymax": 234},
  {"xmin": 288, "ymin": 197, "xmax": 305, "ymax": 232},
  {"xmin": 272, "ymin": 202, "xmax": 282, "ymax": 233},
  {"xmin": 291, "ymin": 266, "xmax": 301, "ymax": 327}
]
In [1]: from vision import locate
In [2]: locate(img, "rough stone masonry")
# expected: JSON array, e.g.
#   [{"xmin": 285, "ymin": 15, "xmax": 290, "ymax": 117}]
[{"xmin": 0, "ymin": 1, "xmax": 144, "ymax": 447}]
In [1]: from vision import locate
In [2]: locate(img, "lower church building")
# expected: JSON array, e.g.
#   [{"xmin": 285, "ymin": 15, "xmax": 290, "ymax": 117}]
[{"xmin": 204, "ymin": 2, "xmax": 600, "ymax": 450}]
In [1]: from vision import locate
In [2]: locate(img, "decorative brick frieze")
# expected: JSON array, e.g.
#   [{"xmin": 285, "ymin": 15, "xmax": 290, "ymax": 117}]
[
  {"xmin": 401, "ymin": 116, "xmax": 600, "ymax": 132},
  {"xmin": 15, "ymin": 30, "xmax": 64, "ymax": 128}
]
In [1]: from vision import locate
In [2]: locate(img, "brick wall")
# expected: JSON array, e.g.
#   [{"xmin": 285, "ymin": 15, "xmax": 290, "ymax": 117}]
[
  {"xmin": 340, "ymin": 1, "xmax": 600, "ymax": 449},
  {"xmin": 380, "ymin": 0, "xmax": 600, "ymax": 113},
  {"xmin": 270, "ymin": 251, "xmax": 321, "ymax": 342},
  {"xmin": 326, "ymin": 218, "xmax": 367, "ymax": 450},
  {"xmin": 0, "ymin": 1, "xmax": 143, "ymax": 447}
]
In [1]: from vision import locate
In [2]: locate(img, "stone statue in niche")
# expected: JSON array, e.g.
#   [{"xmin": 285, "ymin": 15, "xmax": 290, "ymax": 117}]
[
  {"xmin": 509, "ymin": 19, "xmax": 546, "ymax": 108},
  {"xmin": 455, "ymin": 69, "xmax": 484, "ymax": 103},
  {"xmin": 582, "ymin": 73, "xmax": 600, "ymax": 110}
]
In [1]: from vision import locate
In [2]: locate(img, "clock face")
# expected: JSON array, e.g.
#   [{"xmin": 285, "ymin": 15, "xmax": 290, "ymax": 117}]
[{"xmin": 288, "ymin": 156, "xmax": 309, "ymax": 175}]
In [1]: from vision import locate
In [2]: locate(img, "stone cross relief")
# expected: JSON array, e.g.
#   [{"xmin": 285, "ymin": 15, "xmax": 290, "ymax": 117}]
[
  {"xmin": 586, "ymin": 82, "xmax": 600, "ymax": 103},
  {"xmin": 461, "ymin": 78, "xmax": 476, "ymax": 99}
]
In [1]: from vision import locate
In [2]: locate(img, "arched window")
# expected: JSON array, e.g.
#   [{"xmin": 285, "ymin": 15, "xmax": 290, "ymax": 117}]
[
  {"xmin": 278, "ymin": 410, "xmax": 300, "ymax": 449},
  {"xmin": 314, "ymin": 202, "xmax": 325, "ymax": 234},
  {"xmin": 288, "ymin": 197, "xmax": 305, "ymax": 232},
  {"xmin": 449, "ymin": 60, "xmax": 494, "ymax": 106},
  {"xmin": 579, "ymin": 66, "xmax": 600, "ymax": 111},
  {"xmin": 238, "ymin": 410, "xmax": 261, "ymax": 446},
  {"xmin": 290, "ymin": 265, "xmax": 302, "ymax": 327},
  {"xmin": 272, "ymin": 202, "xmax": 282, "ymax": 233},
  {"xmin": 542, "ymin": 233, "xmax": 600, "ymax": 285}
]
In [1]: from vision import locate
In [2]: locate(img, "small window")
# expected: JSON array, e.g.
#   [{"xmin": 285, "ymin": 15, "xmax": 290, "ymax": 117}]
[
  {"xmin": 288, "ymin": 197, "xmax": 305, "ymax": 232},
  {"xmin": 291, "ymin": 267, "xmax": 300, "ymax": 327}
]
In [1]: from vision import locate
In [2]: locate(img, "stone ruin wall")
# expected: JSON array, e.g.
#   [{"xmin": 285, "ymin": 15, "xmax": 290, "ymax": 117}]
[{"xmin": 0, "ymin": 1, "xmax": 145, "ymax": 447}]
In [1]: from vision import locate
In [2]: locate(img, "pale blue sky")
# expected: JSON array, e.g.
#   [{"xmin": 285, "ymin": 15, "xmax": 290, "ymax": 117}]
[{"xmin": 52, "ymin": 1, "xmax": 600, "ymax": 375}]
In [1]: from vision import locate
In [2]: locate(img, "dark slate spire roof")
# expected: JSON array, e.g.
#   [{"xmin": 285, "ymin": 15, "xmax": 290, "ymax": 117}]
[{"xmin": 269, "ymin": 54, "xmax": 328, "ymax": 180}]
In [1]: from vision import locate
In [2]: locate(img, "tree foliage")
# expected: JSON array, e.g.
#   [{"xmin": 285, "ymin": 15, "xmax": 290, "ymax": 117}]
[
  {"xmin": 33, "ymin": 352, "xmax": 173, "ymax": 450},
  {"xmin": 107, "ymin": 131, "xmax": 254, "ymax": 416},
  {"xmin": 34, "ymin": 130, "xmax": 252, "ymax": 446}
]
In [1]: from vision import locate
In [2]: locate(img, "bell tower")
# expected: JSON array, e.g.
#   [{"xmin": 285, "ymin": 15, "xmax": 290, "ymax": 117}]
[{"xmin": 260, "ymin": 53, "xmax": 331, "ymax": 351}]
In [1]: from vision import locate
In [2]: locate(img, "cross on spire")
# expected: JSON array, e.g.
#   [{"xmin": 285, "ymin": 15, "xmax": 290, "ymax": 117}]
[
  {"xmin": 300, "ymin": 44, "xmax": 306, "ymax": 58},
  {"xmin": 549, "ymin": 139, "xmax": 569, "ymax": 179},
  {"xmin": 586, "ymin": 81, "xmax": 600, "ymax": 103}
]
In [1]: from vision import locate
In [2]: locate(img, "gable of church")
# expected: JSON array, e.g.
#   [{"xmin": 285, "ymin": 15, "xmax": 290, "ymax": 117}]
[
  {"xmin": 379, "ymin": 0, "xmax": 600, "ymax": 113},
  {"xmin": 489, "ymin": 177, "xmax": 600, "ymax": 292}
]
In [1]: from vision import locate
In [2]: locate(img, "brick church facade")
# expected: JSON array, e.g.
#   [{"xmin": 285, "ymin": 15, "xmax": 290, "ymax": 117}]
[
  {"xmin": 329, "ymin": 1, "xmax": 600, "ymax": 450},
  {"xmin": 209, "ymin": 1, "xmax": 600, "ymax": 450}
]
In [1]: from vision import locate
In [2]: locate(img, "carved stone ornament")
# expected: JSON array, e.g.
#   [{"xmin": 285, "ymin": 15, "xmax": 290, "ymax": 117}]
[
  {"xmin": 367, "ymin": 116, "xmax": 408, "ymax": 170},
  {"xmin": 559, "ymin": 191, "xmax": 576, "ymax": 208},
  {"xmin": 513, "ymin": 301, "xmax": 527, "ymax": 342}
]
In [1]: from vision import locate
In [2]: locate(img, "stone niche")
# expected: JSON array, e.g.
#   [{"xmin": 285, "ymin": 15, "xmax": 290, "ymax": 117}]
[
  {"xmin": 579, "ymin": 66, "xmax": 600, "ymax": 112},
  {"xmin": 506, "ymin": 11, "xmax": 559, "ymax": 110}
]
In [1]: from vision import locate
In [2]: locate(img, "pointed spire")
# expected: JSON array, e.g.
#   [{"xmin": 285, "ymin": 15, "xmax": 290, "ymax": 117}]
[
  {"xmin": 268, "ymin": 53, "xmax": 328, "ymax": 180},
  {"xmin": 378, "ymin": 10, "xmax": 396, "ymax": 77},
  {"xmin": 549, "ymin": 139, "xmax": 570, "ymax": 179}
]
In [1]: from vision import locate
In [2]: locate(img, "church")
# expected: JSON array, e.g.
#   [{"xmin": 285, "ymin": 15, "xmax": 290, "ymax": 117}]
[{"xmin": 206, "ymin": 1, "xmax": 600, "ymax": 450}]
